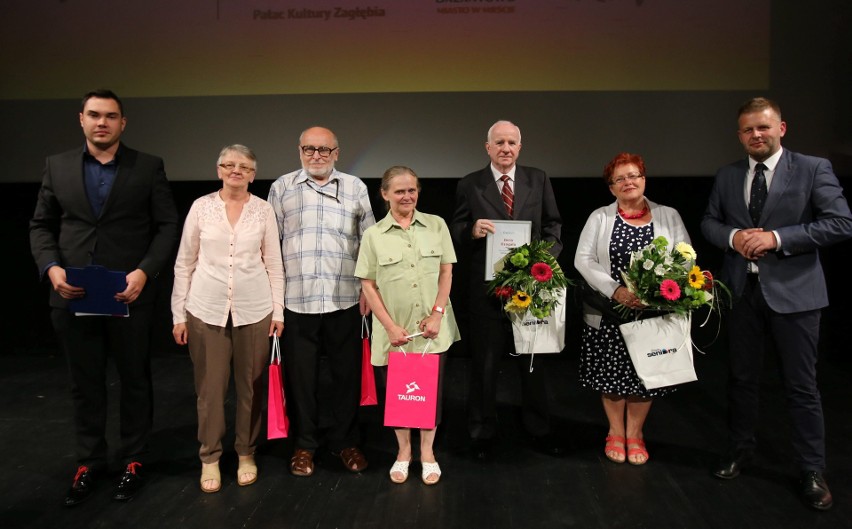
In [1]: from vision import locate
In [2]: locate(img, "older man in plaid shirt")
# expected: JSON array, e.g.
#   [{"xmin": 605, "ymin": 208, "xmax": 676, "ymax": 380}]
[{"xmin": 268, "ymin": 126, "xmax": 376, "ymax": 477}]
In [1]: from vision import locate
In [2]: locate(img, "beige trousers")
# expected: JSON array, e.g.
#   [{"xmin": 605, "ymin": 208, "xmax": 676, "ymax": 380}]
[{"xmin": 186, "ymin": 311, "xmax": 271, "ymax": 463}]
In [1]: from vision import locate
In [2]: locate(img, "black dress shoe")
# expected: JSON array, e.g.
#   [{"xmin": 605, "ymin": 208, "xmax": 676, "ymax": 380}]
[
  {"xmin": 531, "ymin": 434, "xmax": 564, "ymax": 457},
  {"xmin": 64, "ymin": 466, "xmax": 97, "ymax": 507},
  {"xmin": 470, "ymin": 438, "xmax": 493, "ymax": 461},
  {"xmin": 113, "ymin": 462, "xmax": 144, "ymax": 501},
  {"xmin": 800, "ymin": 471, "xmax": 833, "ymax": 511},
  {"xmin": 712, "ymin": 452, "xmax": 751, "ymax": 480}
]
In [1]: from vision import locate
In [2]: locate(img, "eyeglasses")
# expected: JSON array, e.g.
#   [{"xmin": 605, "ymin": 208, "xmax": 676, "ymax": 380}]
[
  {"xmin": 218, "ymin": 163, "xmax": 256, "ymax": 173},
  {"xmin": 610, "ymin": 173, "xmax": 644, "ymax": 186},
  {"xmin": 300, "ymin": 146, "xmax": 338, "ymax": 158}
]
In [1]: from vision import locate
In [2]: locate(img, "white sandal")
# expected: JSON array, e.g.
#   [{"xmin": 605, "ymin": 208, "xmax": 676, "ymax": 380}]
[
  {"xmin": 421, "ymin": 461, "xmax": 441, "ymax": 485},
  {"xmin": 389, "ymin": 460, "xmax": 410, "ymax": 484}
]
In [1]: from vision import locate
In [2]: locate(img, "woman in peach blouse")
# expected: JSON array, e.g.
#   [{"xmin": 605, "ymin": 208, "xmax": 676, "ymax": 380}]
[{"xmin": 171, "ymin": 144, "xmax": 284, "ymax": 493}]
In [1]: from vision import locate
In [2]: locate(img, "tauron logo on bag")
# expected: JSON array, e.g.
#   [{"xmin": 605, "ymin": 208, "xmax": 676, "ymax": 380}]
[
  {"xmin": 647, "ymin": 347, "xmax": 678, "ymax": 358},
  {"xmin": 398, "ymin": 381, "xmax": 426, "ymax": 401}
]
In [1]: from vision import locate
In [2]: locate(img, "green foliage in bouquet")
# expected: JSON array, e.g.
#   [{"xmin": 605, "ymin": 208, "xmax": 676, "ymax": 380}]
[
  {"xmin": 620, "ymin": 236, "xmax": 730, "ymax": 317},
  {"xmin": 487, "ymin": 240, "xmax": 573, "ymax": 319}
]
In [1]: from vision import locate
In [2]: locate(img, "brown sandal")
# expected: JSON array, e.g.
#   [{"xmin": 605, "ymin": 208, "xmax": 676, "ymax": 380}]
[
  {"xmin": 335, "ymin": 447, "xmax": 368, "ymax": 473},
  {"xmin": 290, "ymin": 448, "xmax": 314, "ymax": 477}
]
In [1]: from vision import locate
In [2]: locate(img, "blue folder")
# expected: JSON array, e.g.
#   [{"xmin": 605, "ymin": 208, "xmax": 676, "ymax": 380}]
[{"xmin": 66, "ymin": 265, "xmax": 129, "ymax": 317}]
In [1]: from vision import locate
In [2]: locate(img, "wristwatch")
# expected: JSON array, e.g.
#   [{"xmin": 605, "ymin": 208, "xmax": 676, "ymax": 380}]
[{"xmin": 431, "ymin": 305, "xmax": 445, "ymax": 316}]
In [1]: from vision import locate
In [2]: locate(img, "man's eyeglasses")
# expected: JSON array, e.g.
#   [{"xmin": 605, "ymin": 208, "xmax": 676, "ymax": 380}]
[
  {"xmin": 218, "ymin": 163, "xmax": 256, "ymax": 173},
  {"xmin": 300, "ymin": 146, "xmax": 338, "ymax": 158},
  {"xmin": 610, "ymin": 173, "xmax": 644, "ymax": 186}
]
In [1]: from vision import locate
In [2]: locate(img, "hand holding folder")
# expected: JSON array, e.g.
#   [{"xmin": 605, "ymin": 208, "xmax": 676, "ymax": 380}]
[{"xmin": 65, "ymin": 265, "xmax": 129, "ymax": 317}]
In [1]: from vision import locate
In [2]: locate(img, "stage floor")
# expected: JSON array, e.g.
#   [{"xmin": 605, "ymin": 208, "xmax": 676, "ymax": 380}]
[{"xmin": 2, "ymin": 344, "xmax": 850, "ymax": 529}]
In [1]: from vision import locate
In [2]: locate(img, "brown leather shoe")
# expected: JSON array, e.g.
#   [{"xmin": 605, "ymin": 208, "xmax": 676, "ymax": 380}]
[
  {"xmin": 335, "ymin": 447, "xmax": 368, "ymax": 473},
  {"xmin": 290, "ymin": 449, "xmax": 314, "ymax": 477}
]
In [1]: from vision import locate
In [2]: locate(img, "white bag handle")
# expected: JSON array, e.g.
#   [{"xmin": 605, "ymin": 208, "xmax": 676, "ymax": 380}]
[
  {"xmin": 397, "ymin": 337, "xmax": 433, "ymax": 357},
  {"xmin": 361, "ymin": 315, "xmax": 370, "ymax": 340},
  {"xmin": 270, "ymin": 334, "xmax": 281, "ymax": 365}
]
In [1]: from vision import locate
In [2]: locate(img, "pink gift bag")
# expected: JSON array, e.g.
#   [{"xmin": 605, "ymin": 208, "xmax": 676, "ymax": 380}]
[
  {"xmin": 383, "ymin": 342, "xmax": 439, "ymax": 429},
  {"xmin": 360, "ymin": 317, "xmax": 378, "ymax": 406},
  {"xmin": 267, "ymin": 335, "xmax": 289, "ymax": 439}
]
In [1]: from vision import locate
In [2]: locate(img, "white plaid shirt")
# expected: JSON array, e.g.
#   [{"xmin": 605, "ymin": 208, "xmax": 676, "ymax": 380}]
[{"xmin": 268, "ymin": 168, "xmax": 375, "ymax": 314}]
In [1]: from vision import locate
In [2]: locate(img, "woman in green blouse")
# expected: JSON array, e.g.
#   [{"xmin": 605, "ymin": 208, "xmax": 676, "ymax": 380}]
[{"xmin": 355, "ymin": 166, "xmax": 460, "ymax": 485}]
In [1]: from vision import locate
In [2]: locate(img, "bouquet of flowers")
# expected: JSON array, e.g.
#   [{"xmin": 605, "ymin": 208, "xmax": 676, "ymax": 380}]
[
  {"xmin": 619, "ymin": 236, "xmax": 728, "ymax": 317},
  {"xmin": 487, "ymin": 240, "xmax": 572, "ymax": 319}
]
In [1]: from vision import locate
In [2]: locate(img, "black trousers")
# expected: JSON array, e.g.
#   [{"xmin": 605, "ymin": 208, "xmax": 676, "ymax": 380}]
[
  {"xmin": 727, "ymin": 275, "xmax": 826, "ymax": 471},
  {"xmin": 467, "ymin": 312, "xmax": 551, "ymax": 440},
  {"xmin": 51, "ymin": 305, "xmax": 154, "ymax": 469},
  {"xmin": 282, "ymin": 306, "xmax": 362, "ymax": 452}
]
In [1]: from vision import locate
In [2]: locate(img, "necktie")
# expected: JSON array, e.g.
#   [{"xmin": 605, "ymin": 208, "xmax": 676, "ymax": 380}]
[
  {"xmin": 500, "ymin": 174, "xmax": 514, "ymax": 217},
  {"xmin": 748, "ymin": 163, "xmax": 767, "ymax": 226}
]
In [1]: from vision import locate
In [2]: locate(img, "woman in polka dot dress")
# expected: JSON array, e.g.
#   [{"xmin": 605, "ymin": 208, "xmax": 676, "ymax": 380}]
[{"xmin": 574, "ymin": 152, "xmax": 690, "ymax": 465}]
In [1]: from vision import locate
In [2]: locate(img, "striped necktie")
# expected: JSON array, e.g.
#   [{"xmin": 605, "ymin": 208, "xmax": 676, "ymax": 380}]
[{"xmin": 500, "ymin": 174, "xmax": 514, "ymax": 217}]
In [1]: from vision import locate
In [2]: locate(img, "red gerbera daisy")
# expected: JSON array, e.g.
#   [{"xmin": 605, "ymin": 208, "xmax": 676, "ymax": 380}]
[
  {"xmin": 531, "ymin": 262, "xmax": 553, "ymax": 282},
  {"xmin": 493, "ymin": 286, "xmax": 514, "ymax": 299},
  {"xmin": 660, "ymin": 279, "xmax": 681, "ymax": 301}
]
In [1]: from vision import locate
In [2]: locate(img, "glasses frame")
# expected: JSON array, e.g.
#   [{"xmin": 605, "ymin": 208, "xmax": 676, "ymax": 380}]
[
  {"xmin": 218, "ymin": 163, "xmax": 256, "ymax": 173},
  {"xmin": 300, "ymin": 145, "xmax": 339, "ymax": 158},
  {"xmin": 609, "ymin": 174, "xmax": 644, "ymax": 186}
]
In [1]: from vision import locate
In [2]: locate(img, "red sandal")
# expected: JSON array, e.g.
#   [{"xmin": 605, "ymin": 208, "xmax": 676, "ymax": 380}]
[
  {"xmin": 626, "ymin": 438, "xmax": 649, "ymax": 465},
  {"xmin": 604, "ymin": 435, "xmax": 626, "ymax": 463}
]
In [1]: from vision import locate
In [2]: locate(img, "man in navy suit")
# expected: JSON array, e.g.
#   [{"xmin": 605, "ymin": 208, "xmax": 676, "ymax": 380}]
[
  {"xmin": 701, "ymin": 97, "xmax": 852, "ymax": 510},
  {"xmin": 451, "ymin": 120, "xmax": 563, "ymax": 459},
  {"xmin": 30, "ymin": 89, "xmax": 179, "ymax": 506}
]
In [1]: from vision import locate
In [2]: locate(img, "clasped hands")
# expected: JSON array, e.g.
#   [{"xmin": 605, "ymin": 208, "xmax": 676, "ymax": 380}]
[
  {"xmin": 387, "ymin": 313, "xmax": 442, "ymax": 347},
  {"xmin": 733, "ymin": 228, "xmax": 776, "ymax": 260}
]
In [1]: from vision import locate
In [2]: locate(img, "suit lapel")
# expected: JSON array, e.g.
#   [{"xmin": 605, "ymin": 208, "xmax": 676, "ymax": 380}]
[
  {"xmin": 479, "ymin": 166, "xmax": 508, "ymax": 219},
  {"xmin": 100, "ymin": 146, "xmax": 133, "ymax": 218},
  {"xmin": 512, "ymin": 166, "xmax": 531, "ymax": 217},
  {"xmin": 759, "ymin": 150, "xmax": 792, "ymax": 223},
  {"xmin": 67, "ymin": 150, "xmax": 97, "ymax": 222}
]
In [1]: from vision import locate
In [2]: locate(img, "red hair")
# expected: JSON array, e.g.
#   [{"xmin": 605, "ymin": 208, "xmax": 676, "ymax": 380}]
[{"xmin": 603, "ymin": 152, "xmax": 646, "ymax": 184}]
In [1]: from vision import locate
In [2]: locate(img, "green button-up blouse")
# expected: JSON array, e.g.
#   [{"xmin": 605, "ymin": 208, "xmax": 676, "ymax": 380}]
[{"xmin": 355, "ymin": 210, "xmax": 461, "ymax": 365}]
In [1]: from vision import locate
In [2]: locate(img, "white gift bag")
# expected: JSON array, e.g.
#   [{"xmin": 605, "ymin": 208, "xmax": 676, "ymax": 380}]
[
  {"xmin": 618, "ymin": 313, "xmax": 696, "ymax": 389},
  {"xmin": 510, "ymin": 288, "xmax": 567, "ymax": 355}
]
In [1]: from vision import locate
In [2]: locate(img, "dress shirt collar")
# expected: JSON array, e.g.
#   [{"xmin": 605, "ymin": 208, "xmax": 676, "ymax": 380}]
[
  {"xmin": 82, "ymin": 142, "xmax": 123, "ymax": 164},
  {"xmin": 490, "ymin": 164, "xmax": 516, "ymax": 183},
  {"xmin": 376, "ymin": 209, "xmax": 426, "ymax": 233},
  {"xmin": 749, "ymin": 147, "xmax": 783, "ymax": 173}
]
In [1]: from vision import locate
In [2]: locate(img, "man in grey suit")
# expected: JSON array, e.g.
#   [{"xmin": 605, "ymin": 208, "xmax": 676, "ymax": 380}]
[
  {"xmin": 451, "ymin": 120, "xmax": 563, "ymax": 460},
  {"xmin": 701, "ymin": 97, "xmax": 852, "ymax": 511},
  {"xmin": 30, "ymin": 89, "xmax": 179, "ymax": 506}
]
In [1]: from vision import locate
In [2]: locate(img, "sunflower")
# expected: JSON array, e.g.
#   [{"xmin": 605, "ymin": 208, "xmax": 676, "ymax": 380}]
[
  {"xmin": 511, "ymin": 291, "xmax": 532, "ymax": 309},
  {"xmin": 688, "ymin": 265, "xmax": 705, "ymax": 288}
]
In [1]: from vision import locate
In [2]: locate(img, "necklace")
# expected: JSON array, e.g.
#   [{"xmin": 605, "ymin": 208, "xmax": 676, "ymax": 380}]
[{"xmin": 618, "ymin": 205, "xmax": 648, "ymax": 219}]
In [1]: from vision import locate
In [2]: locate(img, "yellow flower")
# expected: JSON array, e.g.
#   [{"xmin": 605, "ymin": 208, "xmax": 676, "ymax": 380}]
[
  {"xmin": 676, "ymin": 242, "xmax": 697, "ymax": 261},
  {"xmin": 688, "ymin": 265, "xmax": 705, "ymax": 288},
  {"xmin": 511, "ymin": 291, "xmax": 532, "ymax": 309}
]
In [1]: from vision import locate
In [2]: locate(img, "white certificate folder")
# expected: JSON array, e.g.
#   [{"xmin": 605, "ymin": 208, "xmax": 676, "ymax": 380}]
[{"xmin": 484, "ymin": 220, "xmax": 532, "ymax": 281}]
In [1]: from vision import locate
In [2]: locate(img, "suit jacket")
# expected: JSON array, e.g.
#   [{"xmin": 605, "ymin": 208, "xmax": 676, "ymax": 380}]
[
  {"xmin": 30, "ymin": 144, "xmax": 180, "ymax": 309},
  {"xmin": 451, "ymin": 164, "xmax": 562, "ymax": 317},
  {"xmin": 701, "ymin": 149, "xmax": 852, "ymax": 313}
]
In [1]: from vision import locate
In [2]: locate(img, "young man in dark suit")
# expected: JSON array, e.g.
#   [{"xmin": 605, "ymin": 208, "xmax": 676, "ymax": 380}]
[
  {"xmin": 450, "ymin": 120, "xmax": 563, "ymax": 460},
  {"xmin": 30, "ymin": 89, "xmax": 179, "ymax": 506},
  {"xmin": 701, "ymin": 97, "xmax": 852, "ymax": 511}
]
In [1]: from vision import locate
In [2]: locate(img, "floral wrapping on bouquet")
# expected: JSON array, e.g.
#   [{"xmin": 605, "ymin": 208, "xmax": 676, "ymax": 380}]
[{"xmin": 619, "ymin": 236, "xmax": 729, "ymax": 318}]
